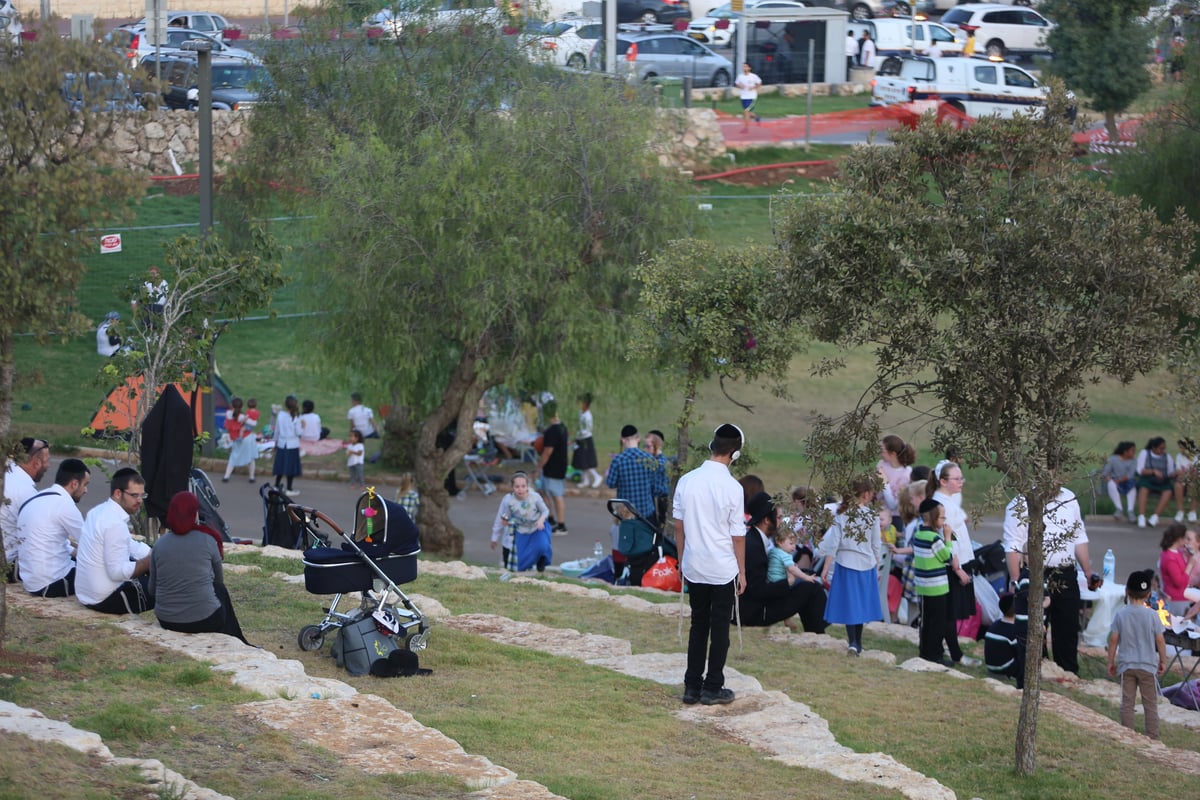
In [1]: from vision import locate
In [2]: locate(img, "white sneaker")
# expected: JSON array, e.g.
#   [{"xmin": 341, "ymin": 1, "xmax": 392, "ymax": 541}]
[
  {"xmin": 285, "ymin": 489, "xmax": 300, "ymax": 497},
  {"xmin": 958, "ymin": 655, "xmax": 981, "ymax": 667},
  {"xmin": 1138, "ymin": 514, "xmax": 1147, "ymax": 528},
  {"xmin": 1127, "ymin": 511, "xmax": 1137, "ymax": 523},
  {"xmin": 592, "ymin": 475, "xmax": 604, "ymax": 489},
  {"xmin": 1190, "ymin": 511, "xmax": 1197, "ymax": 522},
  {"xmin": 1176, "ymin": 511, "xmax": 1185, "ymax": 522},
  {"xmin": 1150, "ymin": 514, "xmax": 1160, "ymax": 526}
]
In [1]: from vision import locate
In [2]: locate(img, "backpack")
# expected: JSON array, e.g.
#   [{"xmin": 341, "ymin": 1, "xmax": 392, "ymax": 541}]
[{"xmin": 332, "ymin": 615, "xmax": 398, "ymax": 676}]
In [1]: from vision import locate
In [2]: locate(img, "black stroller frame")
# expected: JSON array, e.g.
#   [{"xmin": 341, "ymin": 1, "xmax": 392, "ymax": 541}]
[
  {"xmin": 293, "ymin": 491, "xmax": 429, "ymax": 654},
  {"xmin": 606, "ymin": 498, "xmax": 677, "ymax": 586}
]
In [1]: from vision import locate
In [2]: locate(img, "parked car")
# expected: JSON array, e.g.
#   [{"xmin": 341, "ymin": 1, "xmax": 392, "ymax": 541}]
[
  {"xmin": 62, "ymin": 72, "xmax": 144, "ymax": 112},
  {"xmin": 363, "ymin": 0, "xmax": 503, "ymax": 39},
  {"xmin": 1, "ymin": 0, "xmax": 23, "ymax": 42},
  {"xmin": 848, "ymin": 17, "xmax": 964, "ymax": 58},
  {"xmin": 940, "ymin": 4, "xmax": 1055, "ymax": 59},
  {"xmin": 125, "ymin": 11, "xmax": 233, "ymax": 41},
  {"xmin": 686, "ymin": 0, "xmax": 806, "ymax": 47},
  {"xmin": 870, "ymin": 54, "xmax": 1073, "ymax": 119},
  {"xmin": 143, "ymin": 54, "xmax": 266, "ymax": 110},
  {"xmin": 612, "ymin": 0, "xmax": 692, "ymax": 25},
  {"xmin": 589, "ymin": 28, "xmax": 733, "ymax": 86},
  {"xmin": 108, "ymin": 28, "xmax": 259, "ymax": 68},
  {"xmin": 804, "ymin": 0, "xmax": 897, "ymax": 21},
  {"xmin": 521, "ymin": 16, "xmax": 602, "ymax": 68}
]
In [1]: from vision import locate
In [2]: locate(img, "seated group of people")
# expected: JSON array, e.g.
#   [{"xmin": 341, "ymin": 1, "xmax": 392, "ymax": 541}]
[{"xmin": 3, "ymin": 439, "xmax": 249, "ymax": 646}]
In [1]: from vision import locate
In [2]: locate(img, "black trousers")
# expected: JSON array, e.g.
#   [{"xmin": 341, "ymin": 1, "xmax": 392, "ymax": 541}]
[
  {"xmin": 685, "ymin": 579, "xmax": 736, "ymax": 693},
  {"xmin": 919, "ymin": 592, "xmax": 963, "ymax": 663},
  {"xmin": 157, "ymin": 584, "xmax": 250, "ymax": 645},
  {"xmin": 1046, "ymin": 565, "xmax": 1081, "ymax": 674},
  {"xmin": 30, "ymin": 568, "xmax": 75, "ymax": 598},
  {"xmin": 86, "ymin": 575, "xmax": 154, "ymax": 615}
]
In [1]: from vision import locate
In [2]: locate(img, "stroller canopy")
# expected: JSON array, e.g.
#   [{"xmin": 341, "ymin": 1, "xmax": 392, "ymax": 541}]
[{"xmin": 353, "ymin": 494, "xmax": 420, "ymax": 556}]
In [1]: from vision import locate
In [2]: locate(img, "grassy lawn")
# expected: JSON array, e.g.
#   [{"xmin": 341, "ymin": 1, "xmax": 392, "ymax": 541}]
[{"xmin": 2, "ymin": 561, "xmax": 1198, "ymax": 799}]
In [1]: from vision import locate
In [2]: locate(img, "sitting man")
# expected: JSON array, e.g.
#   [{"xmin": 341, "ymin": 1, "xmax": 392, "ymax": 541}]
[
  {"xmin": 17, "ymin": 458, "xmax": 90, "ymax": 597},
  {"xmin": 75, "ymin": 467, "xmax": 154, "ymax": 614},
  {"xmin": 2, "ymin": 437, "xmax": 52, "ymax": 583},
  {"xmin": 738, "ymin": 492, "xmax": 827, "ymax": 633}
]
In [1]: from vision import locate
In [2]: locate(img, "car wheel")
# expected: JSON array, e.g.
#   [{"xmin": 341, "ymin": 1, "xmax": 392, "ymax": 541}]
[
  {"xmin": 640, "ymin": 10, "xmax": 659, "ymax": 23},
  {"xmin": 850, "ymin": 3, "xmax": 872, "ymax": 20},
  {"xmin": 711, "ymin": 69, "xmax": 731, "ymax": 88},
  {"xmin": 643, "ymin": 71, "xmax": 658, "ymax": 83},
  {"xmin": 567, "ymin": 52, "xmax": 586, "ymax": 69},
  {"xmin": 986, "ymin": 39, "xmax": 1005, "ymax": 58}
]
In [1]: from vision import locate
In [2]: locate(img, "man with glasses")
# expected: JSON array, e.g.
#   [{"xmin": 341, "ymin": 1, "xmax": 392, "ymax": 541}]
[
  {"xmin": 2, "ymin": 438, "xmax": 52, "ymax": 583},
  {"xmin": 17, "ymin": 458, "xmax": 90, "ymax": 597},
  {"xmin": 76, "ymin": 468, "xmax": 154, "ymax": 614}
]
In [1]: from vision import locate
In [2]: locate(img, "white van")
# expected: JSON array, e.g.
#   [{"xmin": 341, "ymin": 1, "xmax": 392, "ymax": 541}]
[
  {"xmin": 870, "ymin": 54, "xmax": 1071, "ymax": 120},
  {"xmin": 848, "ymin": 18, "xmax": 965, "ymax": 59}
]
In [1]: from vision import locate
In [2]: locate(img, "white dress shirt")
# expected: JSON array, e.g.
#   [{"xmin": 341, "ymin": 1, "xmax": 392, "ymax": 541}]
[
  {"xmin": 17, "ymin": 484, "xmax": 82, "ymax": 593},
  {"xmin": 75, "ymin": 497, "xmax": 151, "ymax": 606},
  {"xmin": 674, "ymin": 459, "xmax": 744, "ymax": 585},
  {"xmin": 1002, "ymin": 487, "xmax": 1087, "ymax": 568},
  {"xmin": 2, "ymin": 462, "xmax": 38, "ymax": 562}
]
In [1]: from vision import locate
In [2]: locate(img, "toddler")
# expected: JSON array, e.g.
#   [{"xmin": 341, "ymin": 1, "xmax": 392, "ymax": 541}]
[
  {"xmin": 396, "ymin": 472, "xmax": 419, "ymax": 522},
  {"xmin": 346, "ymin": 430, "xmax": 365, "ymax": 489},
  {"xmin": 1107, "ymin": 569, "xmax": 1168, "ymax": 739},
  {"xmin": 985, "ymin": 592, "xmax": 1026, "ymax": 689}
]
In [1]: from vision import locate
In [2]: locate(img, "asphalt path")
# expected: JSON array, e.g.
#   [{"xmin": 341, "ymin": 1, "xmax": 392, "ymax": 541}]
[{"xmin": 51, "ymin": 455, "xmax": 1169, "ymax": 579}]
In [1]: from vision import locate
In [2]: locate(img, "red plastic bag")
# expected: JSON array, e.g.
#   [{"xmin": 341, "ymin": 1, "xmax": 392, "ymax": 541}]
[{"xmin": 641, "ymin": 554, "xmax": 682, "ymax": 593}]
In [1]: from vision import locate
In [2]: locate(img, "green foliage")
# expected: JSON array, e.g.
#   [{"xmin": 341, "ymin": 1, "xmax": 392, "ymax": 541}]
[
  {"xmin": 632, "ymin": 239, "xmax": 802, "ymax": 473},
  {"xmin": 1042, "ymin": 0, "xmax": 1152, "ymax": 128},
  {"xmin": 772, "ymin": 98, "xmax": 1197, "ymax": 773},
  {"xmin": 230, "ymin": 17, "xmax": 691, "ymax": 553}
]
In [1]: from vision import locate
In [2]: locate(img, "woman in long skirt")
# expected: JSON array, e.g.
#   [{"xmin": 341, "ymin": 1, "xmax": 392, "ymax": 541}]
[
  {"xmin": 273, "ymin": 395, "xmax": 302, "ymax": 496},
  {"xmin": 821, "ymin": 475, "xmax": 883, "ymax": 655}
]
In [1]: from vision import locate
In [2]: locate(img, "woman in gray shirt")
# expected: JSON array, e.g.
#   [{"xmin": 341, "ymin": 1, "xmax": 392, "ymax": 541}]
[{"xmin": 150, "ymin": 491, "xmax": 250, "ymax": 645}]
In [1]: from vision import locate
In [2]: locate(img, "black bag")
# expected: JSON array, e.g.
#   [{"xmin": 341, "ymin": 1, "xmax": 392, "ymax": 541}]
[{"xmin": 332, "ymin": 616, "xmax": 398, "ymax": 676}]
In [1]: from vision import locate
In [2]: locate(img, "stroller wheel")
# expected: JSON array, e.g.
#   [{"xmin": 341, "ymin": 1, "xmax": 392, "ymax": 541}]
[
  {"xmin": 298, "ymin": 625, "xmax": 326, "ymax": 652},
  {"xmin": 403, "ymin": 629, "xmax": 430, "ymax": 652}
]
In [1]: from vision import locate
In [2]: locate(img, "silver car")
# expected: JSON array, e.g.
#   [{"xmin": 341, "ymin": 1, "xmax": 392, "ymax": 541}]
[{"xmin": 589, "ymin": 31, "xmax": 734, "ymax": 87}]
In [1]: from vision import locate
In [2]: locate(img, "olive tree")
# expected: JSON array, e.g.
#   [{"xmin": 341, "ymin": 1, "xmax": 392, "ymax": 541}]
[
  {"xmin": 229, "ymin": 14, "xmax": 691, "ymax": 555},
  {"xmin": 773, "ymin": 96, "xmax": 1198, "ymax": 774},
  {"xmin": 0, "ymin": 26, "xmax": 149, "ymax": 648}
]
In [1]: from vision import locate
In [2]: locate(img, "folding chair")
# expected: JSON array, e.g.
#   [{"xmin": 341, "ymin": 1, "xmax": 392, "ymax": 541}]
[{"xmin": 462, "ymin": 454, "xmax": 496, "ymax": 495}]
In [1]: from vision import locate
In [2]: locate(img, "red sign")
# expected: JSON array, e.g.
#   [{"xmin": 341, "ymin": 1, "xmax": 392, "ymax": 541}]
[{"xmin": 100, "ymin": 234, "xmax": 122, "ymax": 254}]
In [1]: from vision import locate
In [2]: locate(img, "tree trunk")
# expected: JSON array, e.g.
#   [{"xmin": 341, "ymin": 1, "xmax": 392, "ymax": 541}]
[
  {"xmin": 413, "ymin": 346, "xmax": 491, "ymax": 558},
  {"xmin": 1014, "ymin": 493, "xmax": 1048, "ymax": 775},
  {"xmin": 1104, "ymin": 110, "xmax": 1120, "ymax": 147}
]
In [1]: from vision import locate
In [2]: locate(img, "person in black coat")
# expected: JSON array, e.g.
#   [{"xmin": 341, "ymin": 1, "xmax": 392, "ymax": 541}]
[{"xmin": 738, "ymin": 492, "xmax": 827, "ymax": 633}]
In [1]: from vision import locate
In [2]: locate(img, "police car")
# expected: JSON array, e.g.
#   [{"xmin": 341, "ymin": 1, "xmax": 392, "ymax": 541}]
[{"xmin": 870, "ymin": 54, "xmax": 1072, "ymax": 120}]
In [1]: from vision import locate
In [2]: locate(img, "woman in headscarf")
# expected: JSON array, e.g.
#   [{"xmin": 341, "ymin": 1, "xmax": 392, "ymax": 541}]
[{"xmin": 149, "ymin": 491, "xmax": 250, "ymax": 645}]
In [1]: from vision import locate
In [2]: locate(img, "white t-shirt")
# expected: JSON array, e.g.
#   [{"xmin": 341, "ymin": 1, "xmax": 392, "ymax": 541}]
[
  {"xmin": 75, "ymin": 497, "xmax": 151, "ymax": 606},
  {"xmin": 299, "ymin": 412, "xmax": 322, "ymax": 442},
  {"xmin": 860, "ymin": 38, "xmax": 877, "ymax": 68},
  {"xmin": 734, "ymin": 70, "xmax": 762, "ymax": 101},
  {"xmin": 673, "ymin": 459, "xmax": 744, "ymax": 585},
  {"xmin": 845, "ymin": 34, "xmax": 859, "ymax": 59},
  {"xmin": 347, "ymin": 404, "xmax": 376, "ymax": 436},
  {"xmin": 346, "ymin": 442, "xmax": 365, "ymax": 467},
  {"xmin": 1002, "ymin": 488, "xmax": 1088, "ymax": 569},
  {"xmin": 2, "ymin": 462, "xmax": 38, "ymax": 562}
]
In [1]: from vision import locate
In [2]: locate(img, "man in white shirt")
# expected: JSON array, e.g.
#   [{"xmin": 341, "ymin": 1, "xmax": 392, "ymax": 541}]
[
  {"xmin": 347, "ymin": 392, "xmax": 378, "ymax": 439},
  {"xmin": 76, "ymin": 467, "xmax": 153, "ymax": 614},
  {"xmin": 1002, "ymin": 485, "xmax": 1096, "ymax": 675},
  {"xmin": 733, "ymin": 62, "xmax": 762, "ymax": 132},
  {"xmin": 845, "ymin": 29, "xmax": 859, "ymax": 76},
  {"xmin": 3, "ymin": 437, "xmax": 51, "ymax": 582},
  {"xmin": 859, "ymin": 30, "xmax": 877, "ymax": 69},
  {"xmin": 17, "ymin": 458, "xmax": 90, "ymax": 597},
  {"xmin": 675, "ymin": 423, "xmax": 747, "ymax": 706},
  {"xmin": 925, "ymin": 39, "xmax": 944, "ymax": 58}
]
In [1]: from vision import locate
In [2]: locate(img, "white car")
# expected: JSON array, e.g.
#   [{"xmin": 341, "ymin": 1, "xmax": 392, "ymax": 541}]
[
  {"xmin": 940, "ymin": 3, "xmax": 1055, "ymax": 59},
  {"xmin": 364, "ymin": 0, "xmax": 502, "ymax": 40},
  {"xmin": 848, "ymin": 18, "xmax": 964, "ymax": 58},
  {"xmin": 0, "ymin": 0, "xmax": 21, "ymax": 42},
  {"xmin": 686, "ymin": 0, "xmax": 806, "ymax": 47},
  {"xmin": 109, "ymin": 27, "xmax": 259, "ymax": 68},
  {"xmin": 126, "ymin": 11, "xmax": 232, "ymax": 41},
  {"xmin": 522, "ymin": 17, "xmax": 602, "ymax": 69}
]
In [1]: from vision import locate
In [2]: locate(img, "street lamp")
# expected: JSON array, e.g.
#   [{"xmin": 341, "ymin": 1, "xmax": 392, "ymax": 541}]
[{"xmin": 180, "ymin": 38, "xmax": 213, "ymax": 237}]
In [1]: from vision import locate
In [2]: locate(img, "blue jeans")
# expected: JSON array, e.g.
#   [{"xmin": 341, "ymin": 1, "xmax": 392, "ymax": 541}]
[{"xmin": 685, "ymin": 579, "xmax": 736, "ymax": 693}]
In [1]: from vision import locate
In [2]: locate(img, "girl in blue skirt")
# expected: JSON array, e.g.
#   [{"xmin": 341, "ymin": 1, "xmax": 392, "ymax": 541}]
[{"xmin": 821, "ymin": 475, "xmax": 884, "ymax": 655}]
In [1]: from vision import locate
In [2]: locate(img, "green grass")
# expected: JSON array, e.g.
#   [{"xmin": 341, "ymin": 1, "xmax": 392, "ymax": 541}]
[{"xmin": 705, "ymin": 90, "xmax": 873, "ymax": 119}]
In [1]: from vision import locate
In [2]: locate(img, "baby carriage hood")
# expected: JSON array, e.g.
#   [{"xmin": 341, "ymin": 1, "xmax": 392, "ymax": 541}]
[{"xmin": 353, "ymin": 493, "xmax": 421, "ymax": 557}]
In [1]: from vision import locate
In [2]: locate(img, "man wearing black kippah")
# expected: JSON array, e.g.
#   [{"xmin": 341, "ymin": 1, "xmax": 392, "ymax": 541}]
[{"xmin": 675, "ymin": 423, "xmax": 747, "ymax": 706}]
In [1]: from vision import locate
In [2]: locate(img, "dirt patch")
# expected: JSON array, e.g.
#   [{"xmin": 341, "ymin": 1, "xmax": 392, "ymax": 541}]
[{"xmin": 697, "ymin": 161, "xmax": 841, "ymax": 187}]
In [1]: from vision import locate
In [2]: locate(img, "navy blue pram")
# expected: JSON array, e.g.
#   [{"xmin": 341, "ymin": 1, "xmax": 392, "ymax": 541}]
[{"xmin": 295, "ymin": 492, "xmax": 429, "ymax": 654}]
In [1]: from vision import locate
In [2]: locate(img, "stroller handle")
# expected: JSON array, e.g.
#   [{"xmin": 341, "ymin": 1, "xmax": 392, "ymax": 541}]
[{"xmin": 287, "ymin": 503, "xmax": 345, "ymax": 544}]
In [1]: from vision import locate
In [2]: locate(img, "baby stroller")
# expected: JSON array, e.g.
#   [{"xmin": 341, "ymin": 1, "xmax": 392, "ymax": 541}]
[
  {"xmin": 607, "ymin": 498, "xmax": 677, "ymax": 586},
  {"xmin": 260, "ymin": 483, "xmax": 305, "ymax": 549},
  {"xmin": 295, "ymin": 490, "xmax": 429, "ymax": 654},
  {"xmin": 189, "ymin": 468, "xmax": 231, "ymax": 543}
]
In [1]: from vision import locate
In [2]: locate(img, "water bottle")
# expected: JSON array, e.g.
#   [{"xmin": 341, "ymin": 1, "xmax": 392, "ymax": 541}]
[
  {"xmin": 593, "ymin": 540, "xmax": 604, "ymax": 560},
  {"xmin": 1103, "ymin": 549, "xmax": 1115, "ymax": 583}
]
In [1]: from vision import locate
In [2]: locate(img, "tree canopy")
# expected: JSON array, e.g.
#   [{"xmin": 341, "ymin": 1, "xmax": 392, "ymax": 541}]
[
  {"xmin": 1042, "ymin": 0, "xmax": 1153, "ymax": 141},
  {"xmin": 772, "ymin": 96, "xmax": 1197, "ymax": 773},
  {"xmin": 230, "ymin": 14, "xmax": 692, "ymax": 554}
]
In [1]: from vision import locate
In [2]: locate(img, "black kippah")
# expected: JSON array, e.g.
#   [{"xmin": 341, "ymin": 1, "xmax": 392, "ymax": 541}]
[{"xmin": 917, "ymin": 498, "xmax": 942, "ymax": 515}]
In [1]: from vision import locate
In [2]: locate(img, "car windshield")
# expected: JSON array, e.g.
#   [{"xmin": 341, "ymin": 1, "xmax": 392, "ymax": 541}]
[
  {"xmin": 211, "ymin": 64, "xmax": 265, "ymax": 89},
  {"xmin": 536, "ymin": 21, "xmax": 572, "ymax": 35},
  {"xmin": 941, "ymin": 8, "xmax": 969, "ymax": 25},
  {"xmin": 63, "ymin": 73, "xmax": 138, "ymax": 103}
]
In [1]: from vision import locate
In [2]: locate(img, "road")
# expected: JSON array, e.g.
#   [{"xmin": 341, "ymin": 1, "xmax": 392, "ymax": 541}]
[{"xmin": 56, "ymin": 454, "xmax": 1167, "ymax": 580}]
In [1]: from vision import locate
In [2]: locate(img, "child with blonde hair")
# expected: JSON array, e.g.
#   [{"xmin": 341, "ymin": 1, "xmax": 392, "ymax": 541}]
[{"xmin": 396, "ymin": 472, "xmax": 419, "ymax": 522}]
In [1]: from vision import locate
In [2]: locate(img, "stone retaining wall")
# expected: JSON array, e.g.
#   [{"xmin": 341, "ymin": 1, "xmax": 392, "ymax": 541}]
[{"xmin": 108, "ymin": 108, "xmax": 250, "ymax": 174}]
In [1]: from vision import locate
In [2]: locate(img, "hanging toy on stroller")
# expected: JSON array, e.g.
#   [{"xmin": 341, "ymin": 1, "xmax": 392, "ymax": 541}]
[{"xmin": 295, "ymin": 487, "xmax": 429, "ymax": 660}]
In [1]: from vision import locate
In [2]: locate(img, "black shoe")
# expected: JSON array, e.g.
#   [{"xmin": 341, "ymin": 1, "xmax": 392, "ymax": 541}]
[
  {"xmin": 682, "ymin": 686, "xmax": 701, "ymax": 705},
  {"xmin": 700, "ymin": 688, "xmax": 735, "ymax": 705}
]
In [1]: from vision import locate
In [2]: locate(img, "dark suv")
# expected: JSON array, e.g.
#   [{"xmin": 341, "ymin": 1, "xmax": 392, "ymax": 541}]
[{"xmin": 142, "ymin": 54, "xmax": 266, "ymax": 110}]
